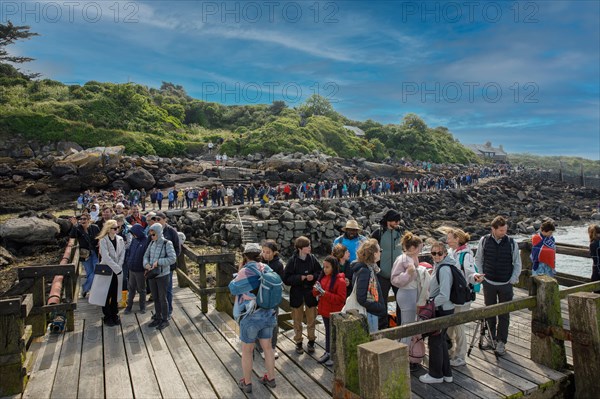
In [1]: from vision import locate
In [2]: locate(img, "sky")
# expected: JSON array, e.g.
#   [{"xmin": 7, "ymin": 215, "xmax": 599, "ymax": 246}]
[{"xmin": 4, "ymin": 0, "xmax": 600, "ymax": 159}]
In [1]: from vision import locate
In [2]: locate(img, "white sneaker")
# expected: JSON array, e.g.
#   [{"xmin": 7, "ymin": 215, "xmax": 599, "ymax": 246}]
[
  {"xmin": 495, "ymin": 341, "xmax": 506, "ymax": 356},
  {"xmin": 450, "ymin": 358, "xmax": 466, "ymax": 367},
  {"xmin": 419, "ymin": 374, "xmax": 443, "ymax": 384},
  {"xmin": 274, "ymin": 350, "xmax": 279, "ymax": 359},
  {"xmin": 443, "ymin": 376, "xmax": 453, "ymax": 383}
]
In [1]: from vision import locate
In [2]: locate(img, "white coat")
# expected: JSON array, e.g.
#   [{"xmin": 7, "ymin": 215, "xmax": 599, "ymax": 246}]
[{"xmin": 89, "ymin": 235, "xmax": 125, "ymax": 306}]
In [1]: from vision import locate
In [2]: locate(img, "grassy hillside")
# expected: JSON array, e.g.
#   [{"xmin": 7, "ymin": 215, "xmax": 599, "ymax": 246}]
[
  {"xmin": 0, "ymin": 77, "xmax": 480, "ymax": 162},
  {"xmin": 508, "ymin": 153, "xmax": 600, "ymax": 176}
]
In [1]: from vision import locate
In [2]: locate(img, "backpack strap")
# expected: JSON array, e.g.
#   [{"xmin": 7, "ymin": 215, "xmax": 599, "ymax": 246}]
[
  {"xmin": 458, "ymin": 252, "xmax": 467, "ymax": 273},
  {"xmin": 435, "ymin": 263, "xmax": 453, "ymax": 284}
]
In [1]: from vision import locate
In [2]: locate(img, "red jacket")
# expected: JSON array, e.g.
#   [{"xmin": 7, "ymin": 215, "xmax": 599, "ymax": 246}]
[{"xmin": 313, "ymin": 272, "xmax": 347, "ymax": 317}]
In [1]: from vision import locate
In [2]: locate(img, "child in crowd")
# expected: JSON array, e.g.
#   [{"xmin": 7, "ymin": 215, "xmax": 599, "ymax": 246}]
[
  {"xmin": 531, "ymin": 221, "xmax": 556, "ymax": 277},
  {"xmin": 312, "ymin": 255, "xmax": 346, "ymax": 367}
]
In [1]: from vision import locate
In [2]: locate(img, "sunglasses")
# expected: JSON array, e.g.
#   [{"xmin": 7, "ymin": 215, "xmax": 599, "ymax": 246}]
[
  {"xmin": 430, "ymin": 251, "xmax": 445, "ymax": 256},
  {"xmin": 110, "ymin": 227, "xmax": 119, "ymax": 231},
  {"xmin": 79, "ymin": 218, "xmax": 89, "ymax": 221},
  {"xmin": 149, "ymin": 233, "xmax": 156, "ymax": 237}
]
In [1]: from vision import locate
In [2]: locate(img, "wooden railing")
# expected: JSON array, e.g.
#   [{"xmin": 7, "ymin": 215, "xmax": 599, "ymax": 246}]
[
  {"xmin": 0, "ymin": 239, "xmax": 80, "ymax": 396},
  {"xmin": 175, "ymin": 244, "xmax": 292, "ymax": 324},
  {"xmin": 332, "ymin": 242, "xmax": 599, "ymax": 399}
]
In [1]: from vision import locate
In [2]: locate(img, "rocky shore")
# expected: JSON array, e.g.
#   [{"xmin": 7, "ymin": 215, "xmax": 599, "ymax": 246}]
[{"xmin": 0, "ymin": 138, "xmax": 419, "ymax": 214}]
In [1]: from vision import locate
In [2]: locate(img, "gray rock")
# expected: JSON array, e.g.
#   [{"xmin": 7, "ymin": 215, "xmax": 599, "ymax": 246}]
[
  {"xmin": 281, "ymin": 211, "xmax": 294, "ymax": 221},
  {"xmin": 324, "ymin": 211, "xmax": 337, "ymax": 220},
  {"xmin": 125, "ymin": 167, "xmax": 156, "ymax": 190},
  {"xmin": 266, "ymin": 231, "xmax": 279, "ymax": 239},
  {"xmin": 591, "ymin": 212, "xmax": 600, "ymax": 220},
  {"xmin": 282, "ymin": 221, "xmax": 295, "ymax": 230},
  {"xmin": 0, "ymin": 217, "xmax": 60, "ymax": 244},
  {"xmin": 517, "ymin": 191, "xmax": 527, "ymax": 201},
  {"xmin": 51, "ymin": 163, "xmax": 77, "ymax": 177},
  {"xmin": 0, "ymin": 246, "xmax": 15, "ymax": 267},
  {"xmin": 257, "ymin": 208, "xmax": 271, "ymax": 219},
  {"xmin": 295, "ymin": 220, "xmax": 307, "ymax": 230}
]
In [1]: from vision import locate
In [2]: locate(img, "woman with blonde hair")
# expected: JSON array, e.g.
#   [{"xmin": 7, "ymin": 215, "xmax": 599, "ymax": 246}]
[
  {"xmin": 391, "ymin": 231, "xmax": 423, "ymax": 342},
  {"xmin": 89, "ymin": 219, "xmax": 125, "ymax": 326},
  {"xmin": 445, "ymin": 227, "xmax": 484, "ymax": 367},
  {"xmin": 353, "ymin": 238, "xmax": 387, "ymax": 332}
]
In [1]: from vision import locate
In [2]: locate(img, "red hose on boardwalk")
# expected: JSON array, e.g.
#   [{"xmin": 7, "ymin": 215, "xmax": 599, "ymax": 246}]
[{"xmin": 47, "ymin": 239, "xmax": 75, "ymax": 305}]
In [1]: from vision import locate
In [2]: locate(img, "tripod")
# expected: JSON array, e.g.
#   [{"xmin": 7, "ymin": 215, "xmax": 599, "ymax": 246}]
[{"xmin": 467, "ymin": 319, "xmax": 498, "ymax": 358}]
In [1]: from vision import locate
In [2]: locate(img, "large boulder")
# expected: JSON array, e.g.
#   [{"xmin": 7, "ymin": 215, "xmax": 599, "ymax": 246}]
[
  {"xmin": 125, "ymin": 167, "xmax": 156, "ymax": 190},
  {"xmin": 51, "ymin": 163, "xmax": 77, "ymax": 177},
  {"xmin": 0, "ymin": 217, "xmax": 60, "ymax": 244}
]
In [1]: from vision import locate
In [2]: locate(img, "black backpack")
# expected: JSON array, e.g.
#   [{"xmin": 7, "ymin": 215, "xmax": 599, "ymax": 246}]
[{"xmin": 436, "ymin": 263, "xmax": 471, "ymax": 305}]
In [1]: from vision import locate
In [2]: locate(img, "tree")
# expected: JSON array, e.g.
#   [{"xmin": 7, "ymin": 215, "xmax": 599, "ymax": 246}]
[
  {"xmin": 269, "ymin": 100, "xmax": 287, "ymax": 115},
  {"xmin": 401, "ymin": 113, "xmax": 427, "ymax": 133},
  {"xmin": 0, "ymin": 21, "xmax": 40, "ymax": 79},
  {"xmin": 299, "ymin": 94, "xmax": 336, "ymax": 118}
]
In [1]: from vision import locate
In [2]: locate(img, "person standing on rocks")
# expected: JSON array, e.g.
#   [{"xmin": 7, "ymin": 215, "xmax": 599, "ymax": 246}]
[
  {"xmin": 475, "ymin": 216, "xmax": 521, "ymax": 356},
  {"xmin": 371, "ymin": 209, "xmax": 403, "ymax": 327},
  {"xmin": 69, "ymin": 214, "xmax": 100, "ymax": 298},
  {"xmin": 283, "ymin": 236, "xmax": 321, "ymax": 355},
  {"xmin": 332, "ymin": 220, "xmax": 367, "ymax": 264},
  {"xmin": 150, "ymin": 188, "xmax": 157, "ymax": 210}
]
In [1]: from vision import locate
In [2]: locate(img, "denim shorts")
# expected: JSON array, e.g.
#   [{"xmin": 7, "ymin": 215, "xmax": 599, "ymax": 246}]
[{"xmin": 239, "ymin": 308, "xmax": 277, "ymax": 344}]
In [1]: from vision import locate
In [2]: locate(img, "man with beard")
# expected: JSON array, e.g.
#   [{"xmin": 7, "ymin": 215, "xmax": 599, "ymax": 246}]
[{"xmin": 332, "ymin": 220, "xmax": 367, "ymax": 263}]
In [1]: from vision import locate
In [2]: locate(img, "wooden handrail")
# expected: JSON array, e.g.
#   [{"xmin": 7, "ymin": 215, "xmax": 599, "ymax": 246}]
[{"xmin": 371, "ymin": 280, "xmax": 600, "ymax": 341}]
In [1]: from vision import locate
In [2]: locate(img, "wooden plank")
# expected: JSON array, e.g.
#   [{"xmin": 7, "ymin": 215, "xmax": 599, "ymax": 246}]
[
  {"xmin": 372, "ymin": 296, "xmax": 537, "ymax": 341},
  {"xmin": 136, "ymin": 309, "xmax": 190, "ymax": 398},
  {"xmin": 0, "ymin": 279, "xmax": 34, "ymax": 299},
  {"xmin": 77, "ymin": 319, "xmax": 104, "ymax": 399},
  {"xmin": 119, "ymin": 311, "xmax": 161, "ymax": 398},
  {"xmin": 170, "ymin": 305, "xmax": 246, "ymax": 399},
  {"xmin": 409, "ymin": 374, "xmax": 452, "ymax": 399},
  {"xmin": 450, "ymin": 361, "xmax": 522, "ymax": 397},
  {"xmin": 276, "ymin": 331, "xmax": 334, "ymax": 393},
  {"xmin": 23, "ymin": 332, "xmax": 65, "ymax": 399},
  {"xmin": 29, "ymin": 303, "xmax": 77, "ymax": 316},
  {"xmin": 49, "ymin": 320, "xmax": 84, "ymax": 399},
  {"xmin": 18, "ymin": 265, "xmax": 76, "ymax": 279},
  {"xmin": 463, "ymin": 330, "xmax": 567, "ymax": 382},
  {"xmin": 214, "ymin": 315, "xmax": 332, "ymax": 399},
  {"xmin": 441, "ymin": 368, "xmax": 503, "ymax": 399},
  {"xmin": 103, "ymin": 321, "xmax": 133, "ymax": 398},
  {"xmin": 0, "ymin": 297, "xmax": 22, "ymax": 316},
  {"xmin": 159, "ymin": 311, "xmax": 218, "ymax": 398},
  {"xmin": 458, "ymin": 350, "xmax": 538, "ymax": 394},
  {"xmin": 180, "ymin": 303, "xmax": 274, "ymax": 398},
  {"xmin": 411, "ymin": 367, "xmax": 486, "ymax": 399},
  {"xmin": 203, "ymin": 308, "xmax": 304, "ymax": 398}
]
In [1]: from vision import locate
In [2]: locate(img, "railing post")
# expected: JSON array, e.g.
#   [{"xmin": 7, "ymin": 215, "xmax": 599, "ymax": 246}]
[
  {"xmin": 198, "ymin": 260, "xmax": 208, "ymax": 314},
  {"xmin": 28, "ymin": 276, "xmax": 46, "ymax": 337},
  {"xmin": 0, "ymin": 294, "xmax": 32, "ymax": 396},
  {"xmin": 567, "ymin": 292, "xmax": 600, "ymax": 398},
  {"xmin": 530, "ymin": 275, "xmax": 566, "ymax": 370},
  {"xmin": 517, "ymin": 240, "xmax": 532, "ymax": 291},
  {"xmin": 331, "ymin": 311, "xmax": 370, "ymax": 398},
  {"xmin": 177, "ymin": 252, "xmax": 189, "ymax": 288},
  {"xmin": 358, "ymin": 338, "xmax": 410, "ymax": 399},
  {"xmin": 215, "ymin": 254, "xmax": 236, "ymax": 318}
]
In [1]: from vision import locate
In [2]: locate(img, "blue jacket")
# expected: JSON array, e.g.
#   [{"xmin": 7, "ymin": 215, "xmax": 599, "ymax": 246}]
[{"xmin": 125, "ymin": 224, "xmax": 148, "ymax": 272}]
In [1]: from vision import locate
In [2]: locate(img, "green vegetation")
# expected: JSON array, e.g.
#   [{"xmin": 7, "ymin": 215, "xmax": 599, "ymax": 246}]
[
  {"xmin": 508, "ymin": 154, "xmax": 600, "ymax": 176},
  {"xmin": 0, "ymin": 21, "xmax": 480, "ymax": 161}
]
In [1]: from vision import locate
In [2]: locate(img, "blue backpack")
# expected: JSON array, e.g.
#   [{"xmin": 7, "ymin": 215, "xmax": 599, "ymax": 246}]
[{"xmin": 249, "ymin": 264, "xmax": 283, "ymax": 309}]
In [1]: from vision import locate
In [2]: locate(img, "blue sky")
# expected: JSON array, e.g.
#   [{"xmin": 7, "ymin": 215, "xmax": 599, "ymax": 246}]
[{"xmin": 4, "ymin": 0, "xmax": 600, "ymax": 159}]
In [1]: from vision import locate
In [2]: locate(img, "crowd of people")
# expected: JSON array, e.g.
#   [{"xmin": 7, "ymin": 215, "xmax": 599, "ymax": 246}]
[
  {"xmin": 74, "ymin": 165, "xmax": 513, "ymax": 212},
  {"xmin": 69, "ymin": 181, "xmax": 600, "ymax": 393},
  {"xmin": 227, "ymin": 215, "xmax": 600, "ymax": 391}
]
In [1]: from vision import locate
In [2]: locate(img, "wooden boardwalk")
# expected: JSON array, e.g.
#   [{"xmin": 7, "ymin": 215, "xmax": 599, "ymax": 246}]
[{"xmin": 20, "ymin": 280, "xmax": 573, "ymax": 398}]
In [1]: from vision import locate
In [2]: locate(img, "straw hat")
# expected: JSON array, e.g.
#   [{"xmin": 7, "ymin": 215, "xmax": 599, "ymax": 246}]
[{"xmin": 341, "ymin": 220, "xmax": 362, "ymax": 232}]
